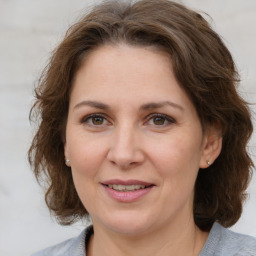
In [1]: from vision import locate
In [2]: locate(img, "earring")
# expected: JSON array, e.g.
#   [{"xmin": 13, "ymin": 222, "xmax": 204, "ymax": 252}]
[
  {"xmin": 65, "ymin": 159, "xmax": 70, "ymax": 165},
  {"xmin": 207, "ymin": 161, "xmax": 211, "ymax": 165}
]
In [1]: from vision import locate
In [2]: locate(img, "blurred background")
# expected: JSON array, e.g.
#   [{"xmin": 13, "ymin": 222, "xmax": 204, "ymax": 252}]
[{"xmin": 0, "ymin": 0, "xmax": 255, "ymax": 255}]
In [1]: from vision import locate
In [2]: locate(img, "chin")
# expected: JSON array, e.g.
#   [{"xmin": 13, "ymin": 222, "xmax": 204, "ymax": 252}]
[{"xmin": 94, "ymin": 210, "xmax": 156, "ymax": 236}]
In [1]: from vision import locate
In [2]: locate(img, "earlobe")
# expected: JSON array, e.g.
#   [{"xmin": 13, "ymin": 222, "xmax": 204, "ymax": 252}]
[
  {"xmin": 199, "ymin": 127, "xmax": 223, "ymax": 169},
  {"xmin": 64, "ymin": 142, "xmax": 71, "ymax": 167},
  {"xmin": 65, "ymin": 159, "xmax": 71, "ymax": 166}
]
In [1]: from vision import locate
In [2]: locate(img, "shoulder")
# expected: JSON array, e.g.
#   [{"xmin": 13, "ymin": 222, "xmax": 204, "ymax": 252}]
[
  {"xmin": 30, "ymin": 225, "xmax": 93, "ymax": 256},
  {"xmin": 30, "ymin": 237, "xmax": 77, "ymax": 256},
  {"xmin": 200, "ymin": 222, "xmax": 256, "ymax": 256}
]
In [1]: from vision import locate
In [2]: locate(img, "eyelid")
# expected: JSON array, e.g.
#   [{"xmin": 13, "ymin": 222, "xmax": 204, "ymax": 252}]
[
  {"xmin": 145, "ymin": 113, "xmax": 176, "ymax": 126},
  {"xmin": 81, "ymin": 113, "xmax": 111, "ymax": 126},
  {"xmin": 80, "ymin": 112, "xmax": 175, "ymax": 127}
]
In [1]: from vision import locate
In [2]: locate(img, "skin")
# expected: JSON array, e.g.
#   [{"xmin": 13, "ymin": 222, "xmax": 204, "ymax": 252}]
[{"xmin": 65, "ymin": 44, "xmax": 222, "ymax": 256}]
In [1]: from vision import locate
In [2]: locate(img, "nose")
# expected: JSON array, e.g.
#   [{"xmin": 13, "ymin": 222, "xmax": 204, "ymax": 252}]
[{"xmin": 106, "ymin": 124, "xmax": 145, "ymax": 169}]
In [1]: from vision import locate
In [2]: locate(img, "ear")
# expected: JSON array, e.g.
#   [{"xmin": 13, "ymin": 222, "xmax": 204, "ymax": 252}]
[
  {"xmin": 199, "ymin": 124, "xmax": 223, "ymax": 169},
  {"xmin": 64, "ymin": 142, "xmax": 71, "ymax": 167}
]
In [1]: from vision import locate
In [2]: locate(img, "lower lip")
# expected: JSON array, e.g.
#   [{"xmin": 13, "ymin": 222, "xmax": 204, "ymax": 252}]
[{"xmin": 103, "ymin": 185, "xmax": 153, "ymax": 202}]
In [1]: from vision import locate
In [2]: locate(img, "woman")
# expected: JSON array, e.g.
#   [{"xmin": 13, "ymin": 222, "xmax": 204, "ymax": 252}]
[{"xmin": 29, "ymin": 0, "xmax": 256, "ymax": 255}]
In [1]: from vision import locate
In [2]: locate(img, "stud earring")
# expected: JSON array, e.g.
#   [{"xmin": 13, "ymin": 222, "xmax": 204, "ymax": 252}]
[
  {"xmin": 65, "ymin": 159, "xmax": 70, "ymax": 165},
  {"xmin": 207, "ymin": 161, "xmax": 211, "ymax": 165}
]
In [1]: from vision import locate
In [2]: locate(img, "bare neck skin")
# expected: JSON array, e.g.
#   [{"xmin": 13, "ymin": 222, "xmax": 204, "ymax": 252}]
[{"xmin": 87, "ymin": 213, "xmax": 209, "ymax": 256}]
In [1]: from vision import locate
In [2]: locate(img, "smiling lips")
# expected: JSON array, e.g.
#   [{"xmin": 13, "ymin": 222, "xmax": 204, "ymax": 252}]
[
  {"xmin": 106, "ymin": 184, "xmax": 147, "ymax": 191},
  {"xmin": 102, "ymin": 179, "xmax": 155, "ymax": 202}
]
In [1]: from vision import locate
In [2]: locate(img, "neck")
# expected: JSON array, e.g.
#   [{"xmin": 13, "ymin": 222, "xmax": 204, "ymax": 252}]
[{"xmin": 87, "ymin": 217, "xmax": 209, "ymax": 256}]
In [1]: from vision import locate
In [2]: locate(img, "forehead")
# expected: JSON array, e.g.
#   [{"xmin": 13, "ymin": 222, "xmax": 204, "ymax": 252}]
[
  {"xmin": 70, "ymin": 44, "xmax": 195, "ymax": 112},
  {"xmin": 73, "ymin": 44, "xmax": 172, "ymax": 86}
]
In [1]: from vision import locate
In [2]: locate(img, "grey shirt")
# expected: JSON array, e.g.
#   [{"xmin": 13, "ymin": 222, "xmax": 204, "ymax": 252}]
[{"xmin": 31, "ymin": 223, "xmax": 256, "ymax": 256}]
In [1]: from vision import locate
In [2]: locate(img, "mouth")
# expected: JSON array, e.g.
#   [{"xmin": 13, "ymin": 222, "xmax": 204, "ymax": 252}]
[
  {"xmin": 101, "ymin": 180, "xmax": 155, "ymax": 203},
  {"xmin": 104, "ymin": 184, "xmax": 153, "ymax": 192},
  {"xmin": 101, "ymin": 179, "xmax": 155, "ymax": 202}
]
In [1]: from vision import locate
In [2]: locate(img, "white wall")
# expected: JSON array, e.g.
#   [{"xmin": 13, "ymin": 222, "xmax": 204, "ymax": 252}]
[{"xmin": 0, "ymin": 1, "xmax": 255, "ymax": 255}]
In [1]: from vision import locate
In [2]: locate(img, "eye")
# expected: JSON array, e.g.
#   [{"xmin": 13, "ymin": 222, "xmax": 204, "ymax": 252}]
[
  {"xmin": 81, "ymin": 114, "xmax": 110, "ymax": 127},
  {"xmin": 152, "ymin": 116, "xmax": 166, "ymax": 125},
  {"xmin": 146, "ymin": 113, "xmax": 175, "ymax": 127}
]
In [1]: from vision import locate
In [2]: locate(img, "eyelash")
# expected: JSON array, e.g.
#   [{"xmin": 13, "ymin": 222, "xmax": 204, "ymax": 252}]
[
  {"xmin": 81, "ymin": 113, "xmax": 176, "ymax": 127},
  {"xmin": 81, "ymin": 113, "xmax": 110, "ymax": 126},
  {"xmin": 145, "ymin": 113, "xmax": 176, "ymax": 127}
]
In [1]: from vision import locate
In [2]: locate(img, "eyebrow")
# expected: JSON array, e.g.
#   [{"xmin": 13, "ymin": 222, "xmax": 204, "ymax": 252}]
[
  {"xmin": 73, "ymin": 100, "xmax": 109, "ymax": 111},
  {"xmin": 140, "ymin": 101, "xmax": 184, "ymax": 111},
  {"xmin": 73, "ymin": 100, "xmax": 184, "ymax": 111}
]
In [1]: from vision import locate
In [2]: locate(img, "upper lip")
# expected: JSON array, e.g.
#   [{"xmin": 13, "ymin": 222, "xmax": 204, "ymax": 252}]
[{"xmin": 101, "ymin": 179, "xmax": 154, "ymax": 186}]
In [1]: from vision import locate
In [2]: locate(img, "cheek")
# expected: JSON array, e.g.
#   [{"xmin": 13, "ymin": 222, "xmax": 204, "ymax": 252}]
[
  {"xmin": 151, "ymin": 135, "xmax": 201, "ymax": 167},
  {"xmin": 147, "ymin": 133, "xmax": 202, "ymax": 191},
  {"xmin": 68, "ymin": 138, "xmax": 105, "ymax": 210},
  {"xmin": 67, "ymin": 132, "xmax": 107, "ymax": 176}
]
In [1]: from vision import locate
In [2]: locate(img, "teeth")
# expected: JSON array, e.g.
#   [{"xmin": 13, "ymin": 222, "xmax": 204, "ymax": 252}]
[{"xmin": 107, "ymin": 184, "xmax": 146, "ymax": 191}]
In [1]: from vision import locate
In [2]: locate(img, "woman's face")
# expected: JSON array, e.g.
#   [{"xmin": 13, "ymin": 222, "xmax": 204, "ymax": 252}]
[{"xmin": 65, "ymin": 44, "xmax": 215, "ymax": 235}]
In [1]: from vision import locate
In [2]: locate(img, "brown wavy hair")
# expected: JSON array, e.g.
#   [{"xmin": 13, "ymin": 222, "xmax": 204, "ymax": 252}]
[{"xmin": 28, "ymin": 0, "xmax": 254, "ymax": 230}]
